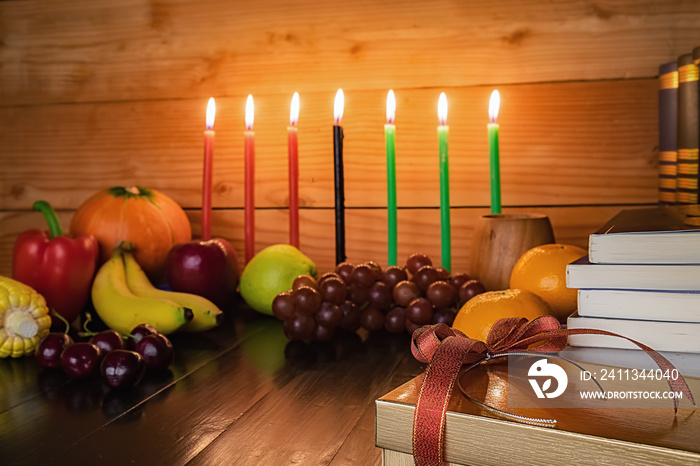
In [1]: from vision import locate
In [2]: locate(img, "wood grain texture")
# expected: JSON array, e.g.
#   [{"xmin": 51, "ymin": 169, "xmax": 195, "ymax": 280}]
[
  {"xmin": 1, "ymin": 0, "xmax": 698, "ymax": 106},
  {"xmin": 0, "ymin": 205, "xmax": 627, "ymax": 276},
  {"xmin": 0, "ymin": 313, "xmax": 426, "ymax": 466},
  {"xmin": 0, "ymin": 80, "xmax": 659, "ymax": 210}
]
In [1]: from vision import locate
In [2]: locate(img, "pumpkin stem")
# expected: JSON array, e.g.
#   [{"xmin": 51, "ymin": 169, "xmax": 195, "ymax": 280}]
[{"xmin": 33, "ymin": 200, "xmax": 63, "ymax": 238}]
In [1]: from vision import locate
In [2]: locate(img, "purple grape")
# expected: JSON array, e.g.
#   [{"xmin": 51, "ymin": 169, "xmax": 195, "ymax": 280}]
[
  {"xmin": 339, "ymin": 300, "xmax": 361, "ymax": 331},
  {"xmin": 406, "ymin": 253, "xmax": 432, "ymax": 275},
  {"xmin": 384, "ymin": 307, "xmax": 407, "ymax": 334},
  {"xmin": 335, "ymin": 262, "xmax": 355, "ymax": 284},
  {"xmin": 351, "ymin": 264, "xmax": 377, "ymax": 288},
  {"xmin": 406, "ymin": 297, "xmax": 435, "ymax": 325},
  {"xmin": 459, "ymin": 280, "xmax": 487, "ymax": 305},
  {"xmin": 315, "ymin": 302, "xmax": 343, "ymax": 329},
  {"xmin": 292, "ymin": 274, "xmax": 318, "ymax": 291},
  {"xmin": 368, "ymin": 281, "xmax": 392, "ymax": 311},
  {"xmin": 293, "ymin": 285, "xmax": 323, "ymax": 316},
  {"xmin": 393, "ymin": 280, "xmax": 421, "ymax": 307},
  {"xmin": 283, "ymin": 314, "xmax": 317, "ymax": 341},
  {"xmin": 318, "ymin": 272, "xmax": 343, "ymax": 287},
  {"xmin": 413, "ymin": 265, "xmax": 441, "ymax": 293},
  {"xmin": 426, "ymin": 281, "xmax": 457, "ymax": 308},
  {"xmin": 450, "ymin": 273, "xmax": 471, "ymax": 291},
  {"xmin": 347, "ymin": 284, "xmax": 370, "ymax": 306},
  {"xmin": 433, "ymin": 308, "xmax": 456, "ymax": 326},
  {"xmin": 314, "ymin": 324, "xmax": 335, "ymax": 343},
  {"xmin": 319, "ymin": 277, "xmax": 348, "ymax": 305},
  {"xmin": 272, "ymin": 291, "xmax": 295, "ymax": 321},
  {"xmin": 359, "ymin": 306, "xmax": 384, "ymax": 332},
  {"xmin": 383, "ymin": 266, "xmax": 408, "ymax": 289}
]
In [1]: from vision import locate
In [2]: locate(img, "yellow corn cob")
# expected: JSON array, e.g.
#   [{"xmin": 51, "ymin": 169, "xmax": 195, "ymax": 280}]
[{"xmin": 0, "ymin": 276, "xmax": 51, "ymax": 358}]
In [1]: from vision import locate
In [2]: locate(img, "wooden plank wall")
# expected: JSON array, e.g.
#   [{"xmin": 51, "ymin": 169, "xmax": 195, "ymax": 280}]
[{"xmin": 1, "ymin": 0, "xmax": 699, "ymax": 277}]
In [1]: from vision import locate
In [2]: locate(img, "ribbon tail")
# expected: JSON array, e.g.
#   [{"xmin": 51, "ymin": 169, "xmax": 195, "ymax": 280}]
[{"xmin": 412, "ymin": 336, "xmax": 473, "ymax": 466}]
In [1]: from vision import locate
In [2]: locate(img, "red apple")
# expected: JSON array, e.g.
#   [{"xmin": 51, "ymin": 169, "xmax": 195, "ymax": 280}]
[{"xmin": 166, "ymin": 238, "xmax": 240, "ymax": 308}]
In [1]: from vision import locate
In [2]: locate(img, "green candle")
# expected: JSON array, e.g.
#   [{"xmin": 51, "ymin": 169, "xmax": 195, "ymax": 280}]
[
  {"xmin": 437, "ymin": 92, "xmax": 451, "ymax": 272},
  {"xmin": 488, "ymin": 90, "xmax": 502, "ymax": 214},
  {"xmin": 385, "ymin": 90, "xmax": 398, "ymax": 266}
]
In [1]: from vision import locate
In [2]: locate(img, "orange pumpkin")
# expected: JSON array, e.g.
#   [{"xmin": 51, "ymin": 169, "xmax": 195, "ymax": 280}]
[{"xmin": 70, "ymin": 186, "xmax": 191, "ymax": 282}]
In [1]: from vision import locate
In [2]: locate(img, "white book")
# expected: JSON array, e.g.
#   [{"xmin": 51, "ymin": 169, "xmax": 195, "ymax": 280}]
[
  {"xmin": 566, "ymin": 255, "xmax": 700, "ymax": 291},
  {"xmin": 567, "ymin": 312, "xmax": 700, "ymax": 353},
  {"xmin": 578, "ymin": 288, "xmax": 700, "ymax": 322},
  {"xmin": 588, "ymin": 205, "xmax": 700, "ymax": 264}
]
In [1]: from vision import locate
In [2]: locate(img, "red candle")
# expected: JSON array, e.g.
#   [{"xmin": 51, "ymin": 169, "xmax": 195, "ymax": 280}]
[
  {"xmin": 244, "ymin": 94, "xmax": 255, "ymax": 263},
  {"xmin": 202, "ymin": 97, "xmax": 215, "ymax": 241},
  {"xmin": 288, "ymin": 92, "xmax": 300, "ymax": 248}
]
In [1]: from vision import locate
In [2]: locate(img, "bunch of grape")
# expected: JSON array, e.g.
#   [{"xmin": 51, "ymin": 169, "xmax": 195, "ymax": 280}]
[{"xmin": 272, "ymin": 253, "xmax": 486, "ymax": 341}]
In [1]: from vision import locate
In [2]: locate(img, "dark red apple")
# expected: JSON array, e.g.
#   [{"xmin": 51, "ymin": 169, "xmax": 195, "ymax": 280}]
[{"xmin": 166, "ymin": 238, "xmax": 240, "ymax": 308}]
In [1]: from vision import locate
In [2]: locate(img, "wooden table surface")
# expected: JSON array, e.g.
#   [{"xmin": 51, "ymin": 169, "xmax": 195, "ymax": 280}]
[{"xmin": 0, "ymin": 302, "xmax": 426, "ymax": 465}]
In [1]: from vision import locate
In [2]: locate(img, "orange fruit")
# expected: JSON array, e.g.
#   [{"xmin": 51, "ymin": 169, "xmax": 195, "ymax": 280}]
[
  {"xmin": 452, "ymin": 289, "xmax": 553, "ymax": 341},
  {"xmin": 509, "ymin": 243, "xmax": 587, "ymax": 322}
]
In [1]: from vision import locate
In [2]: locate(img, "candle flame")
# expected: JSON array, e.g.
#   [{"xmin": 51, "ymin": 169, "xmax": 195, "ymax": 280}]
[
  {"xmin": 245, "ymin": 94, "xmax": 254, "ymax": 130},
  {"xmin": 206, "ymin": 97, "xmax": 216, "ymax": 129},
  {"xmin": 290, "ymin": 92, "xmax": 300, "ymax": 126},
  {"xmin": 438, "ymin": 92, "xmax": 448, "ymax": 126},
  {"xmin": 489, "ymin": 90, "xmax": 500, "ymax": 122},
  {"xmin": 334, "ymin": 89, "xmax": 344, "ymax": 124},
  {"xmin": 386, "ymin": 90, "xmax": 396, "ymax": 124}
]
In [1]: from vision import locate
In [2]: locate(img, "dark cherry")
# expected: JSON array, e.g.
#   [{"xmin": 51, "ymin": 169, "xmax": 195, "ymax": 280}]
[
  {"xmin": 127, "ymin": 323, "xmax": 159, "ymax": 349},
  {"xmin": 60, "ymin": 342, "xmax": 102, "ymax": 379},
  {"xmin": 89, "ymin": 330, "xmax": 124, "ymax": 356},
  {"xmin": 134, "ymin": 334, "xmax": 174, "ymax": 371},
  {"xmin": 100, "ymin": 350, "xmax": 145, "ymax": 389},
  {"xmin": 35, "ymin": 333, "xmax": 74, "ymax": 369}
]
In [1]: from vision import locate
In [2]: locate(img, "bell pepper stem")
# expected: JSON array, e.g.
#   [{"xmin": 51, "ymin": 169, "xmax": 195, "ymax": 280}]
[{"xmin": 33, "ymin": 200, "xmax": 63, "ymax": 238}]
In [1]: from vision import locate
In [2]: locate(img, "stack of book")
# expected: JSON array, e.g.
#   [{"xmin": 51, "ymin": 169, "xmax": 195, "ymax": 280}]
[{"xmin": 566, "ymin": 205, "xmax": 700, "ymax": 353}]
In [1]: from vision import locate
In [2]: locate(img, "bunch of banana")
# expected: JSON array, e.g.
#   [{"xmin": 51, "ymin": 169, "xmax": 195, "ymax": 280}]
[{"xmin": 92, "ymin": 245, "xmax": 223, "ymax": 336}]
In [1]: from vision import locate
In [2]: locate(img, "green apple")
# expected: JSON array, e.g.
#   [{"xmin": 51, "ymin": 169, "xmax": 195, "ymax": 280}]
[{"xmin": 239, "ymin": 244, "xmax": 317, "ymax": 315}]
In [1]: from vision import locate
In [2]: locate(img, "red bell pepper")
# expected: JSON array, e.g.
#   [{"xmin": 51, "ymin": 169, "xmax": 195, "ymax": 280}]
[{"xmin": 13, "ymin": 201, "xmax": 99, "ymax": 325}]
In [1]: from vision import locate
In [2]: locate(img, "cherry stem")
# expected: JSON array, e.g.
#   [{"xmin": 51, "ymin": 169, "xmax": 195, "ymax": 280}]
[{"xmin": 51, "ymin": 310, "xmax": 70, "ymax": 334}]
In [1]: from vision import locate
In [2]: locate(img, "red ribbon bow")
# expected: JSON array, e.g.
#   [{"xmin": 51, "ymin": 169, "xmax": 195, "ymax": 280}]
[{"xmin": 410, "ymin": 317, "xmax": 695, "ymax": 466}]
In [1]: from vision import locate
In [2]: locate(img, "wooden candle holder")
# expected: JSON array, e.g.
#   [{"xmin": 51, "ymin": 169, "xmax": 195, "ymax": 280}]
[{"xmin": 469, "ymin": 213, "xmax": 555, "ymax": 291}]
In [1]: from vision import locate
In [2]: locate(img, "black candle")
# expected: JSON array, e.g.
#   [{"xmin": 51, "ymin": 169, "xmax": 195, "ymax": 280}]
[{"xmin": 333, "ymin": 89, "xmax": 346, "ymax": 265}]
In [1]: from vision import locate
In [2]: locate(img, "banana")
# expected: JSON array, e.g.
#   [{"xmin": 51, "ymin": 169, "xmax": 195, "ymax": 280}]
[
  {"xmin": 91, "ymin": 249, "xmax": 193, "ymax": 336},
  {"xmin": 122, "ymin": 250, "xmax": 223, "ymax": 332}
]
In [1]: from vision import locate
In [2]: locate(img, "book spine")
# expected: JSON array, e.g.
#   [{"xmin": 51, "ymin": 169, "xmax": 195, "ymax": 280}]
[
  {"xmin": 676, "ymin": 53, "xmax": 699, "ymax": 205},
  {"xmin": 659, "ymin": 61, "xmax": 679, "ymax": 205}
]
